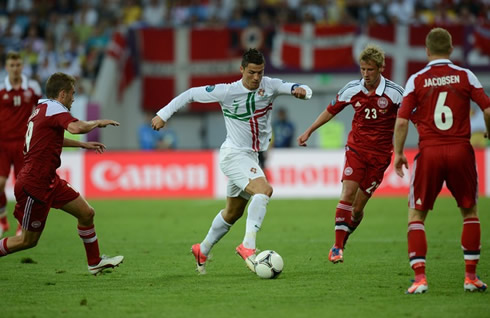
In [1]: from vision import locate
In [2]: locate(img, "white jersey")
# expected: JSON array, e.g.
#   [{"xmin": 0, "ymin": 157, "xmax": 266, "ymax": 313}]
[{"xmin": 157, "ymin": 77, "xmax": 312, "ymax": 152}]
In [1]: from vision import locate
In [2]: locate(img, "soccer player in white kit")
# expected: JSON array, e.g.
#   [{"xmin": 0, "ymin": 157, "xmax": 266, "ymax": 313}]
[{"xmin": 151, "ymin": 49, "xmax": 312, "ymax": 274}]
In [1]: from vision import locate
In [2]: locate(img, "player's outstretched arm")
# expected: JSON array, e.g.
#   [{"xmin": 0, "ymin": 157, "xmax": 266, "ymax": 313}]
[
  {"xmin": 297, "ymin": 109, "xmax": 334, "ymax": 147},
  {"xmin": 291, "ymin": 85, "xmax": 312, "ymax": 100},
  {"xmin": 63, "ymin": 139, "xmax": 107, "ymax": 154},
  {"xmin": 151, "ymin": 115, "xmax": 166, "ymax": 131},
  {"xmin": 67, "ymin": 119, "xmax": 120, "ymax": 134},
  {"xmin": 96, "ymin": 119, "xmax": 120, "ymax": 128}
]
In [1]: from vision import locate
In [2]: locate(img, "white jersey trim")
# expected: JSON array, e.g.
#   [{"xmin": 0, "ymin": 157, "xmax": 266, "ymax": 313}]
[
  {"xmin": 39, "ymin": 99, "xmax": 70, "ymax": 117},
  {"xmin": 404, "ymin": 59, "xmax": 482, "ymax": 96},
  {"xmin": 338, "ymin": 75, "xmax": 403, "ymax": 105}
]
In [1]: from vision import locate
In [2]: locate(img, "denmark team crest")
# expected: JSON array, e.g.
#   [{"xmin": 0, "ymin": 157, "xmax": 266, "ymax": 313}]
[{"xmin": 377, "ymin": 97, "xmax": 388, "ymax": 109}]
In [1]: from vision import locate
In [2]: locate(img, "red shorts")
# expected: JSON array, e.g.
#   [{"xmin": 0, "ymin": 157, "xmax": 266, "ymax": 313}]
[
  {"xmin": 410, "ymin": 143, "xmax": 477, "ymax": 211},
  {"xmin": 14, "ymin": 175, "xmax": 80, "ymax": 232},
  {"xmin": 0, "ymin": 140, "xmax": 24, "ymax": 178},
  {"xmin": 342, "ymin": 146, "xmax": 391, "ymax": 196}
]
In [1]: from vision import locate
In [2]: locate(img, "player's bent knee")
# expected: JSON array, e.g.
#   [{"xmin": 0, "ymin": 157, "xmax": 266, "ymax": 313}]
[
  {"xmin": 79, "ymin": 206, "xmax": 95, "ymax": 223},
  {"xmin": 262, "ymin": 186, "xmax": 273, "ymax": 197},
  {"xmin": 22, "ymin": 236, "xmax": 40, "ymax": 249}
]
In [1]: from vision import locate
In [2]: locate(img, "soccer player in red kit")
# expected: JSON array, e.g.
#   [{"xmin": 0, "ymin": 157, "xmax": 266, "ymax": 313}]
[
  {"xmin": 394, "ymin": 28, "xmax": 490, "ymax": 294},
  {"xmin": 298, "ymin": 44, "xmax": 404, "ymax": 263},
  {"xmin": 0, "ymin": 52, "xmax": 42, "ymax": 237},
  {"xmin": 0, "ymin": 72, "xmax": 124, "ymax": 275}
]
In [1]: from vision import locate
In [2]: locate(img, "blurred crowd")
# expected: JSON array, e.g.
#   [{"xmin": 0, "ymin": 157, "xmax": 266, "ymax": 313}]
[{"xmin": 0, "ymin": 0, "xmax": 489, "ymax": 93}]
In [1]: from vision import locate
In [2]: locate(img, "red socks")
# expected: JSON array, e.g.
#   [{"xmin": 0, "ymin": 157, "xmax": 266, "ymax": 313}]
[
  {"xmin": 462, "ymin": 217, "xmax": 480, "ymax": 280},
  {"xmin": 334, "ymin": 201, "xmax": 352, "ymax": 249},
  {"xmin": 78, "ymin": 225, "xmax": 101, "ymax": 266},
  {"xmin": 408, "ymin": 221, "xmax": 427, "ymax": 281}
]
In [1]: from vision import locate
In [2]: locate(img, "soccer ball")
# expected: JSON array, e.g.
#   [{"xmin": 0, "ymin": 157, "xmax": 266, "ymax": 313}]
[{"xmin": 254, "ymin": 250, "xmax": 284, "ymax": 279}]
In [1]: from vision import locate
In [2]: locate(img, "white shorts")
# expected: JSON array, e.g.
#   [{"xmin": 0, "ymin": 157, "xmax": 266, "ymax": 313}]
[{"xmin": 219, "ymin": 147, "xmax": 265, "ymax": 199}]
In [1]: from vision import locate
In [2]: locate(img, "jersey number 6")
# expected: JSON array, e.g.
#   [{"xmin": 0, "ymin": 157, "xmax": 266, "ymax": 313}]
[{"xmin": 434, "ymin": 92, "xmax": 453, "ymax": 131}]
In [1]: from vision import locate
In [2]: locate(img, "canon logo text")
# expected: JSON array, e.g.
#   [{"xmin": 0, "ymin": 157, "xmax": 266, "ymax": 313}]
[{"xmin": 91, "ymin": 161, "xmax": 208, "ymax": 191}]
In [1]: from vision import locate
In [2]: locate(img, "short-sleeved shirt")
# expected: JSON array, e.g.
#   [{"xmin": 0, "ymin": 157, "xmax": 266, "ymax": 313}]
[
  {"xmin": 17, "ymin": 99, "xmax": 78, "ymax": 198},
  {"xmin": 398, "ymin": 59, "xmax": 490, "ymax": 148},
  {"xmin": 327, "ymin": 76, "xmax": 404, "ymax": 155},
  {"xmin": 0, "ymin": 75, "xmax": 42, "ymax": 142},
  {"xmin": 156, "ymin": 77, "xmax": 312, "ymax": 152}
]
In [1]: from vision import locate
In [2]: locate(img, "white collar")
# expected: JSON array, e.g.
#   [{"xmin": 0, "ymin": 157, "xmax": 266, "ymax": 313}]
[
  {"xmin": 5, "ymin": 74, "xmax": 28, "ymax": 91},
  {"xmin": 360, "ymin": 75, "xmax": 386, "ymax": 96}
]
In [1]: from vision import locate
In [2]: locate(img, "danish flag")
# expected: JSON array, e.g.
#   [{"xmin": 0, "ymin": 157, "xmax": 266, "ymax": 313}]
[
  {"xmin": 271, "ymin": 24, "xmax": 357, "ymax": 71},
  {"xmin": 139, "ymin": 28, "xmax": 242, "ymax": 112},
  {"xmin": 473, "ymin": 24, "xmax": 490, "ymax": 56},
  {"xmin": 354, "ymin": 25, "xmax": 464, "ymax": 85}
]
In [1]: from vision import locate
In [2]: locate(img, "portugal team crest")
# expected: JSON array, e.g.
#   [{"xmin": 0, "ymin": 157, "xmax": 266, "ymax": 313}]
[
  {"xmin": 377, "ymin": 97, "xmax": 388, "ymax": 109},
  {"xmin": 258, "ymin": 89, "xmax": 265, "ymax": 97}
]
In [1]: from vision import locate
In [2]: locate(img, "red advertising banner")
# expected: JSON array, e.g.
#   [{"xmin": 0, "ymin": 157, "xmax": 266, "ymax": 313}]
[
  {"xmin": 4, "ymin": 149, "xmax": 488, "ymax": 200},
  {"xmin": 84, "ymin": 151, "xmax": 215, "ymax": 198}
]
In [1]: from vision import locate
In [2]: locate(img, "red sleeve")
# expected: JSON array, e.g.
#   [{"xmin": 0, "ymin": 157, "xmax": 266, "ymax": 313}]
[
  {"xmin": 52, "ymin": 112, "xmax": 78, "ymax": 129},
  {"xmin": 471, "ymin": 87, "xmax": 490, "ymax": 112},
  {"xmin": 326, "ymin": 97, "xmax": 349, "ymax": 116},
  {"xmin": 398, "ymin": 92, "xmax": 417, "ymax": 120}
]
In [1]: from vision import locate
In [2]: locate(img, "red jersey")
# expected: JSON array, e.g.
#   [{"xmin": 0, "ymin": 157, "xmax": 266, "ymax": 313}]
[
  {"xmin": 0, "ymin": 75, "xmax": 42, "ymax": 142},
  {"xmin": 327, "ymin": 76, "xmax": 404, "ymax": 155},
  {"xmin": 17, "ymin": 99, "xmax": 78, "ymax": 190},
  {"xmin": 398, "ymin": 59, "xmax": 490, "ymax": 148}
]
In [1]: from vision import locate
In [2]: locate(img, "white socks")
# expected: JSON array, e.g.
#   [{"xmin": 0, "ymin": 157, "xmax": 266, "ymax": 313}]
[
  {"xmin": 243, "ymin": 194, "xmax": 270, "ymax": 249},
  {"xmin": 200, "ymin": 210, "xmax": 231, "ymax": 256}
]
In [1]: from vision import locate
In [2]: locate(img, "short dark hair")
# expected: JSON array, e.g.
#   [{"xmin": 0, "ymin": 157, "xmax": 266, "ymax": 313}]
[
  {"xmin": 45, "ymin": 72, "xmax": 76, "ymax": 99},
  {"xmin": 241, "ymin": 48, "xmax": 265, "ymax": 68},
  {"xmin": 6, "ymin": 51, "xmax": 21, "ymax": 61},
  {"xmin": 426, "ymin": 27, "xmax": 452, "ymax": 56}
]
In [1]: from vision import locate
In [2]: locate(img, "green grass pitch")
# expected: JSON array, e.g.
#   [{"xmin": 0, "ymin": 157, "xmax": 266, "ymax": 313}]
[{"xmin": 2, "ymin": 197, "xmax": 489, "ymax": 317}]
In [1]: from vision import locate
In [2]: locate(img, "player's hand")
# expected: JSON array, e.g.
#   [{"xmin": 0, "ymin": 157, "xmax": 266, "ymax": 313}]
[
  {"xmin": 151, "ymin": 116, "xmax": 166, "ymax": 130},
  {"xmin": 394, "ymin": 153, "xmax": 408, "ymax": 178},
  {"xmin": 292, "ymin": 87, "xmax": 307, "ymax": 99},
  {"xmin": 98, "ymin": 119, "xmax": 120, "ymax": 128},
  {"xmin": 297, "ymin": 132, "xmax": 310, "ymax": 147},
  {"xmin": 82, "ymin": 141, "xmax": 107, "ymax": 154}
]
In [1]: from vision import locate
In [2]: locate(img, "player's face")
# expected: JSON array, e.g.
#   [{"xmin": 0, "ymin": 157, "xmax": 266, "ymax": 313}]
[
  {"xmin": 62, "ymin": 86, "xmax": 75, "ymax": 110},
  {"xmin": 241, "ymin": 63, "xmax": 264, "ymax": 91},
  {"xmin": 5, "ymin": 58, "xmax": 23, "ymax": 79},
  {"xmin": 360, "ymin": 59, "xmax": 384, "ymax": 90}
]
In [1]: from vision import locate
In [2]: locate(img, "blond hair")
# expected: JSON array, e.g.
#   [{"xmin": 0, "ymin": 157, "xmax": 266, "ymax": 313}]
[{"xmin": 359, "ymin": 44, "xmax": 385, "ymax": 69}]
